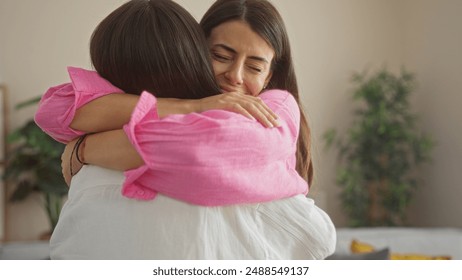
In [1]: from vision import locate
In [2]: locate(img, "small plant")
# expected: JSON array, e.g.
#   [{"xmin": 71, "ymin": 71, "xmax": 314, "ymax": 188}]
[
  {"xmin": 324, "ymin": 68, "xmax": 434, "ymax": 227},
  {"xmin": 4, "ymin": 98, "xmax": 68, "ymax": 236}
]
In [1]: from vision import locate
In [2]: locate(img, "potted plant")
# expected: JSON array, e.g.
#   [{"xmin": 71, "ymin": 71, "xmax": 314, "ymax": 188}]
[
  {"xmin": 4, "ymin": 97, "xmax": 68, "ymax": 239},
  {"xmin": 324, "ymin": 68, "xmax": 434, "ymax": 227}
]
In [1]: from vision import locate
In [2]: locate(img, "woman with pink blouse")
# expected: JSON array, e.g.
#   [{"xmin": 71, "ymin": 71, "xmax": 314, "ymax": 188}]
[{"xmin": 35, "ymin": 0, "xmax": 335, "ymax": 259}]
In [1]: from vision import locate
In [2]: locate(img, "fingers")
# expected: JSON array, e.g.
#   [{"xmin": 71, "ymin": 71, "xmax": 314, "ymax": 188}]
[
  {"xmin": 251, "ymin": 98, "xmax": 280, "ymax": 128},
  {"xmin": 61, "ymin": 159, "xmax": 71, "ymax": 187},
  {"xmin": 201, "ymin": 92, "xmax": 281, "ymax": 128},
  {"xmin": 232, "ymin": 94, "xmax": 280, "ymax": 128},
  {"xmin": 241, "ymin": 103, "xmax": 275, "ymax": 128},
  {"xmin": 231, "ymin": 103, "xmax": 256, "ymax": 121},
  {"xmin": 61, "ymin": 145, "xmax": 71, "ymax": 187},
  {"xmin": 64, "ymin": 171, "xmax": 71, "ymax": 187}
]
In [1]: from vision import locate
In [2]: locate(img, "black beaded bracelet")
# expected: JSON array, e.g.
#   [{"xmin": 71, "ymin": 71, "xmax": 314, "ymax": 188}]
[
  {"xmin": 75, "ymin": 134, "xmax": 88, "ymax": 165},
  {"xmin": 70, "ymin": 135, "xmax": 87, "ymax": 176}
]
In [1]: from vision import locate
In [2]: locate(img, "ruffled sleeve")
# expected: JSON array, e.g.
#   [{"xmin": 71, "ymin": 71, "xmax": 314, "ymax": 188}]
[
  {"xmin": 122, "ymin": 91, "xmax": 159, "ymax": 167},
  {"xmin": 35, "ymin": 83, "xmax": 86, "ymax": 143},
  {"xmin": 34, "ymin": 67, "xmax": 123, "ymax": 143},
  {"xmin": 122, "ymin": 92, "xmax": 160, "ymax": 200}
]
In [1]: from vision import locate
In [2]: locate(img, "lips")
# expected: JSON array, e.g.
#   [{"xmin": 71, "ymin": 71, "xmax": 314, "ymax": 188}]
[{"xmin": 220, "ymin": 86, "xmax": 250, "ymax": 95}]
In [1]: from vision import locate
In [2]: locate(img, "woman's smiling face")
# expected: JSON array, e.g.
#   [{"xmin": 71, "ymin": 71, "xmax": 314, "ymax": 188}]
[{"xmin": 208, "ymin": 20, "xmax": 275, "ymax": 96}]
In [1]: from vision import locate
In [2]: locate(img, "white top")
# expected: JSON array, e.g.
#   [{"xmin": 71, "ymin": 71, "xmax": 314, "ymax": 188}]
[{"xmin": 50, "ymin": 166, "xmax": 336, "ymax": 259}]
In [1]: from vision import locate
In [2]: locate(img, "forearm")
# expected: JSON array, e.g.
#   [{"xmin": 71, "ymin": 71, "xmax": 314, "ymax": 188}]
[
  {"xmin": 70, "ymin": 93, "xmax": 139, "ymax": 132},
  {"xmin": 83, "ymin": 130, "xmax": 144, "ymax": 171},
  {"xmin": 157, "ymin": 98, "xmax": 201, "ymax": 117},
  {"xmin": 71, "ymin": 94, "xmax": 202, "ymax": 132},
  {"xmin": 36, "ymin": 67, "xmax": 202, "ymax": 142}
]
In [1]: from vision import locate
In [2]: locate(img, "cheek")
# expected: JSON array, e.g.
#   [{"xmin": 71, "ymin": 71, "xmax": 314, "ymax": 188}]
[
  {"xmin": 211, "ymin": 60, "xmax": 227, "ymax": 77},
  {"xmin": 245, "ymin": 77, "xmax": 267, "ymax": 96}
]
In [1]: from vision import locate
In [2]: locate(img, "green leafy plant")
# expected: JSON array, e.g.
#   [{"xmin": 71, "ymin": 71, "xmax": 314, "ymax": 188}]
[
  {"xmin": 324, "ymin": 68, "xmax": 434, "ymax": 227},
  {"xmin": 4, "ymin": 98, "xmax": 68, "ymax": 235}
]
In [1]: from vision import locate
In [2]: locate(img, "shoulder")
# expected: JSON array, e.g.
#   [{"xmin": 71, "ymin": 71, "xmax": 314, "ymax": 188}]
[
  {"xmin": 260, "ymin": 89, "xmax": 297, "ymax": 104},
  {"xmin": 67, "ymin": 66, "xmax": 122, "ymax": 93},
  {"xmin": 259, "ymin": 89, "xmax": 299, "ymax": 114},
  {"xmin": 259, "ymin": 89, "xmax": 290, "ymax": 100}
]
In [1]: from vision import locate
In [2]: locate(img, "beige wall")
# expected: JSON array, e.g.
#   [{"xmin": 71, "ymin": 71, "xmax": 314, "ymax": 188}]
[
  {"xmin": 0, "ymin": 0, "xmax": 127, "ymax": 241},
  {"xmin": 0, "ymin": 0, "xmax": 460, "ymax": 241},
  {"xmin": 403, "ymin": 0, "xmax": 462, "ymax": 227},
  {"xmin": 276, "ymin": 0, "xmax": 405, "ymax": 226}
]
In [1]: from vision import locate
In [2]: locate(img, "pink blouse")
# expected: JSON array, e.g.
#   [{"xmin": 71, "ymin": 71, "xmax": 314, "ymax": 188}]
[{"xmin": 35, "ymin": 67, "xmax": 308, "ymax": 205}]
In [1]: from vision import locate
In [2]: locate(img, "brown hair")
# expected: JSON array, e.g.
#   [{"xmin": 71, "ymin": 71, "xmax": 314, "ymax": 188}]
[
  {"xmin": 90, "ymin": 0, "xmax": 220, "ymax": 99},
  {"xmin": 201, "ymin": 0, "xmax": 314, "ymax": 185}
]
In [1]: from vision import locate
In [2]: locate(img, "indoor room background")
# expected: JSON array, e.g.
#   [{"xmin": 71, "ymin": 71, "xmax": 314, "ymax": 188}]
[{"xmin": 0, "ymin": 0, "xmax": 461, "ymax": 241}]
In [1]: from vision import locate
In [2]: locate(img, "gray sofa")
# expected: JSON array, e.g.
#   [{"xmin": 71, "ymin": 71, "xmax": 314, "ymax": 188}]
[
  {"xmin": 331, "ymin": 227, "xmax": 462, "ymax": 260},
  {"xmin": 0, "ymin": 241, "xmax": 50, "ymax": 260}
]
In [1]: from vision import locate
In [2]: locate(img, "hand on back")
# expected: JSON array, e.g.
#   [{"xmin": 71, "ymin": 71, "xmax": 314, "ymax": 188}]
[{"xmin": 198, "ymin": 92, "xmax": 280, "ymax": 128}]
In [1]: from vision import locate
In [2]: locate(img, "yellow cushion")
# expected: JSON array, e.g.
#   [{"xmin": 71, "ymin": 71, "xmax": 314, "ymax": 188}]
[
  {"xmin": 350, "ymin": 239, "xmax": 375, "ymax": 253},
  {"xmin": 350, "ymin": 239, "xmax": 451, "ymax": 260},
  {"xmin": 390, "ymin": 253, "xmax": 451, "ymax": 260}
]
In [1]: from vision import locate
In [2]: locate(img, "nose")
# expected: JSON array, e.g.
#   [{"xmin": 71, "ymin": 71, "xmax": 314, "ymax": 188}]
[{"xmin": 224, "ymin": 62, "xmax": 244, "ymax": 85}]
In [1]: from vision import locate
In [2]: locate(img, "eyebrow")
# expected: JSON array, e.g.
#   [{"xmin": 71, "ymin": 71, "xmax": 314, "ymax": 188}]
[{"xmin": 213, "ymin": 44, "xmax": 270, "ymax": 64}]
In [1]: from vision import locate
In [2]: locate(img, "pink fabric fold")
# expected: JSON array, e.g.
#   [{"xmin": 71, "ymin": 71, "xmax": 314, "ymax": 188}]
[
  {"xmin": 122, "ymin": 91, "xmax": 308, "ymax": 205},
  {"xmin": 35, "ymin": 67, "xmax": 123, "ymax": 143}
]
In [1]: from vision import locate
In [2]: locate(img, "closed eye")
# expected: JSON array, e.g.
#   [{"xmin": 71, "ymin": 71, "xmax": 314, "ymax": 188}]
[
  {"xmin": 212, "ymin": 52, "xmax": 231, "ymax": 62},
  {"xmin": 248, "ymin": 66, "xmax": 263, "ymax": 73}
]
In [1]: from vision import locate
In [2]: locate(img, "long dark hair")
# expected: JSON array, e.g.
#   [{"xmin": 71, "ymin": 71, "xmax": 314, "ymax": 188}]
[
  {"xmin": 201, "ymin": 0, "xmax": 314, "ymax": 185},
  {"xmin": 90, "ymin": 0, "xmax": 220, "ymax": 99}
]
